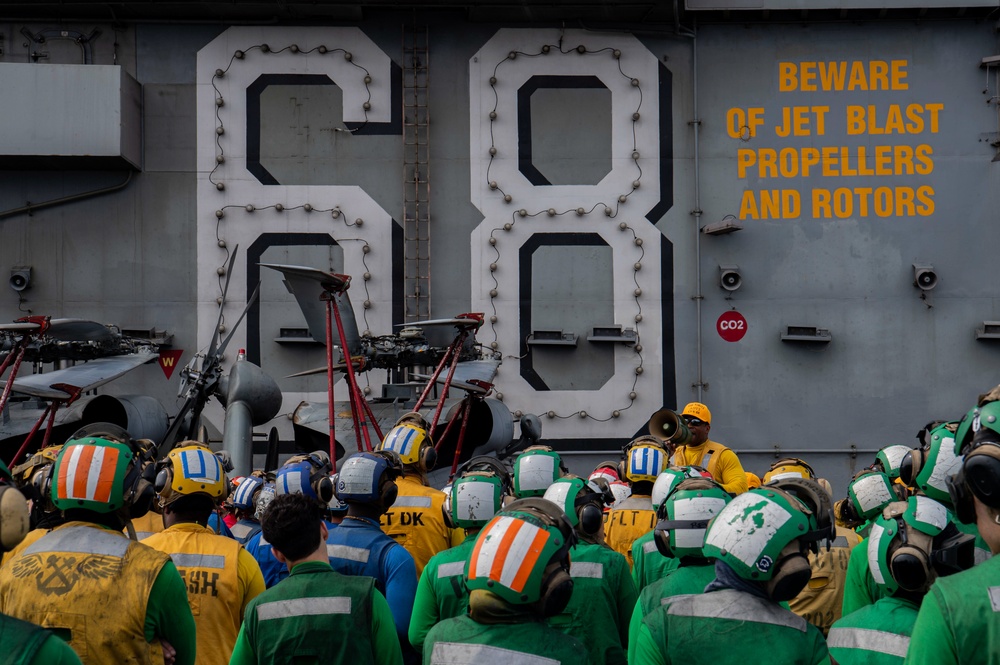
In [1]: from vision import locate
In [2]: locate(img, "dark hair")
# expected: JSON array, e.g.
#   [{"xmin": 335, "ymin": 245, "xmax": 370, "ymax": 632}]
[
  {"xmin": 165, "ymin": 494, "xmax": 215, "ymax": 523},
  {"xmin": 261, "ymin": 492, "xmax": 323, "ymax": 562}
]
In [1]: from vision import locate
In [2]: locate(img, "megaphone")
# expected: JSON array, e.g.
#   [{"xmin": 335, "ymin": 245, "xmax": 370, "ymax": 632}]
[{"xmin": 648, "ymin": 408, "xmax": 693, "ymax": 447}]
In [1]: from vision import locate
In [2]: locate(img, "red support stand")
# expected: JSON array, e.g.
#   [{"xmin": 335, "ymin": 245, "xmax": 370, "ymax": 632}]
[
  {"xmin": 320, "ymin": 279, "xmax": 384, "ymax": 458},
  {"xmin": 325, "ymin": 297, "xmax": 338, "ymax": 471}
]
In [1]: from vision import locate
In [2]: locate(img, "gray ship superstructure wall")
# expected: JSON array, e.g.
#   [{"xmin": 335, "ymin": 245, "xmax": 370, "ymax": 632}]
[{"xmin": 0, "ymin": 9, "xmax": 997, "ymax": 491}]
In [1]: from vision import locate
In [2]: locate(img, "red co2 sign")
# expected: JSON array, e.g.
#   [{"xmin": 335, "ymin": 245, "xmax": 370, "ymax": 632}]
[{"xmin": 717, "ymin": 311, "xmax": 748, "ymax": 343}]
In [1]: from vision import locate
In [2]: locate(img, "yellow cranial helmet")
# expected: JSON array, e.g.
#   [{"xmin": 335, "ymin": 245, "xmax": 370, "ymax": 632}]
[
  {"xmin": 378, "ymin": 421, "xmax": 437, "ymax": 471},
  {"xmin": 155, "ymin": 442, "xmax": 229, "ymax": 507},
  {"xmin": 763, "ymin": 458, "xmax": 816, "ymax": 483}
]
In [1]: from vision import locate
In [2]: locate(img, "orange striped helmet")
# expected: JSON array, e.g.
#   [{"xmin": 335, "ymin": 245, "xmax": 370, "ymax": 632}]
[
  {"xmin": 464, "ymin": 497, "xmax": 575, "ymax": 611},
  {"xmin": 51, "ymin": 437, "xmax": 135, "ymax": 514}
]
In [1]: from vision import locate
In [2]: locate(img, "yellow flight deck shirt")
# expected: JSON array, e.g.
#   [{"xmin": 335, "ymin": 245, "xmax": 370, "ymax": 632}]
[
  {"xmin": 672, "ymin": 440, "xmax": 749, "ymax": 495},
  {"xmin": 0, "ymin": 521, "xmax": 171, "ymax": 665},
  {"xmin": 789, "ymin": 525, "xmax": 862, "ymax": 636},
  {"xmin": 130, "ymin": 510, "xmax": 165, "ymax": 540},
  {"xmin": 143, "ymin": 522, "xmax": 266, "ymax": 665},
  {"xmin": 604, "ymin": 494, "xmax": 657, "ymax": 569},
  {"xmin": 381, "ymin": 474, "xmax": 463, "ymax": 577}
]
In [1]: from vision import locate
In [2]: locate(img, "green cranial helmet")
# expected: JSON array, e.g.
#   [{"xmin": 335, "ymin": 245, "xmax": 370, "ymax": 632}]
[
  {"xmin": 846, "ymin": 469, "xmax": 898, "ymax": 522},
  {"xmin": 541, "ymin": 476, "xmax": 610, "ymax": 535},
  {"xmin": 954, "ymin": 385, "xmax": 1000, "ymax": 455},
  {"xmin": 650, "ymin": 468, "xmax": 691, "ymax": 516},
  {"xmin": 464, "ymin": 497, "xmax": 576, "ymax": 610},
  {"xmin": 867, "ymin": 496, "xmax": 954, "ymax": 596},
  {"xmin": 513, "ymin": 447, "xmax": 564, "ymax": 498},
  {"xmin": 51, "ymin": 437, "xmax": 136, "ymax": 514},
  {"xmin": 874, "ymin": 445, "xmax": 911, "ymax": 481},
  {"xmin": 542, "ymin": 476, "xmax": 588, "ymax": 527},
  {"xmin": 450, "ymin": 472, "xmax": 505, "ymax": 530},
  {"xmin": 654, "ymin": 477, "xmax": 731, "ymax": 559},
  {"xmin": 911, "ymin": 423, "xmax": 964, "ymax": 505},
  {"xmin": 703, "ymin": 486, "xmax": 819, "ymax": 582}
]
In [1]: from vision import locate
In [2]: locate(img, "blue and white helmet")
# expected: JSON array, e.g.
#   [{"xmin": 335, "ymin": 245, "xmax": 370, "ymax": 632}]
[
  {"xmin": 231, "ymin": 475, "xmax": 264, "ymax": 511},
  {"xmin": 335, "ymin": 451, "xmax": 402, "ymax": 505}
]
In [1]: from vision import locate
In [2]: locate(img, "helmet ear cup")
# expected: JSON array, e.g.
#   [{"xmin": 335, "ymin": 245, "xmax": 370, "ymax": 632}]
[
  {"xmin": 653, "ymin": 523, "xmax": 672, "ymax": 557},
  {"xmin": 890, "ymin": 546, "xmax": 932, "ymax": 592},
  {"xmin": 963, "ymin": 446, "xmax": 1000, "ymax": 509},
  {"xmin": 898, "ymin": 449, "xmax": 923, "ymax": 488},
  {"xmin": 765, "ymin": 550, "xmax": 812, "ymax": 602},
  {"xmin": 536, "ymin": 559, "xmax": 574, "ymax": 617},
  {"xmin": 381, "ymin": 479, "xmax": 398, "ymax": 510},
  {"xmin": 578, "ymin": 503, "xmax": 603, "ymax": 535},
  {"xmin": 32, "ymin": 465, "xmax": 55, "ymax": 511},
  {"xmin": 420, "ymin": 444, "xmax": 438, "ymax": 472},
  {"xmin": 442, "ymin": 502, "xmax": 456, "ymax": 529},
  {"xmin": 947, "ymin": 467, "xmax": 977, "ymax": 524},
  {"xmin": 125, "ymin": 463, "xmax": 155, "ymax": 519},
  {"xmin": 314, "ymin": 475, "xmax": 335, "ymax": 505}
]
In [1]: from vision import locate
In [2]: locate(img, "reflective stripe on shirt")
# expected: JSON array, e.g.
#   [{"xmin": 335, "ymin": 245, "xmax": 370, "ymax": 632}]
[
  {"xmin": 230, "ymin": 522, "xmax": 257, "ymax": 540},
  {"xmin": 25, "ymin": 526, "xmax": 129, "ymax": 558},
  {"xmin": 667, "ymin": 590, "xmax": 808, "ymax": 632},
  {"xmin": 430, "ymin": 642, "xmax": 559, "ymax": 665},
  {"xmin": 394, "ymin": 496, "xmax": 433, "ymax": 508},
  {"xmin": 660, "ymin": 594, "xmax": 693, "ymax": 607},
  {"xmin": 643, "ymin": 540, "xmax": 658, "ymax": 554},
  {"xmin": 256, "ymin": 596, "xmax": 352, "ymax": 620},
  {"xmin": 989, "ymin": 586, "xmax": 1000, "ymax": 612},
  {"xmin": 328, "ymin": 544, "xmax": 370, "ymax": 563},
  {"xmin": 827, "ymin": 627, "xmax": 910, "ymax": 658},
  {"xmin": 438, "ymin": 561, "xmax": 465, "ymax": 578},
  {"xmin": 170, "ymin": 553, "xmax": 226, "ymax": 569},
  {"xmin": 571, "ymin": 562, "xmax": 604, "ymax": 579}
]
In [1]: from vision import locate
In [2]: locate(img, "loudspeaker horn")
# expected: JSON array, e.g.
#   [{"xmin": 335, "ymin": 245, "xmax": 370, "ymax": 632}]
[{"xmin": 648, "ymin": 408, "xmax": 693, "ymax": 447}]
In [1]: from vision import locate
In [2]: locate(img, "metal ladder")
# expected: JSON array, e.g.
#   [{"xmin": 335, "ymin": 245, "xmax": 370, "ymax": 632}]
[{"xmin": 402, "ymin": 25, "xmax": 431, "ymax": 322}]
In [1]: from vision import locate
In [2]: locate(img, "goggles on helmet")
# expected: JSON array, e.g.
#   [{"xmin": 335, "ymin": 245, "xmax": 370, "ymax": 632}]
[{"xmin": 655, "ymin": 477, "xmax": 730, "ymax": 559}]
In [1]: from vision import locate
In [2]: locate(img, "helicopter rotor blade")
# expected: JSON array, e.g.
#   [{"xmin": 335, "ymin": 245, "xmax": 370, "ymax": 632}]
[
  {"xmin": 215, "ymin": 280, "xmax": 261, "ymax": 360},
  {"xmin": 206, "ymin": 246, "xmax": 240, "ymax": 362},
  {"xmin": 158, "ymin": 393, "xmax": 197, "ymax": 456}
]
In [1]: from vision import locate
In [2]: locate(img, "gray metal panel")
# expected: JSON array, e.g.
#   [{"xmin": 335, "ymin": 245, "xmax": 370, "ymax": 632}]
[
  {"xmin": 143, "ymin": 84, "xmax": 196, "ymax": 173},
  {"xmin": 0, "ymin": 64, "xmax": 141, "ymax": 168},
  {"xmin": 530, "ymin": 244, "xmax": 615, "ymax": 391}
]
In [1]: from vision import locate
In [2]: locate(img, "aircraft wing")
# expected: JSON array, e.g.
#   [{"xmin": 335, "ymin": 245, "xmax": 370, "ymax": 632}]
[
  {"xmin": 413, "ymin": 359, "xmax": 500, "ymax": 395},
  {"xmin": 259, "ymin": 263, "xmax": 362, "ymax": 356},
  {"xmin": 2, "ymin": 351, "xmax": 157, "ymax": 400}
]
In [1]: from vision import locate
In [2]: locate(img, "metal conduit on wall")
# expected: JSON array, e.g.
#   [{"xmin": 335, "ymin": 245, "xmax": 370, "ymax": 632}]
[{"xmin": 0, "ymin": 171, "xmax": 133, "ymax": 221}]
